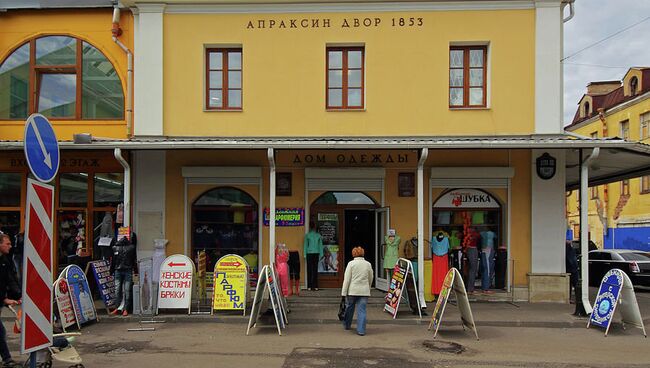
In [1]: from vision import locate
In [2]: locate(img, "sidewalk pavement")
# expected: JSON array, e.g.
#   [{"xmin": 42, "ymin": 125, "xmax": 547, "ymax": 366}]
[{"xmin": 73, "ymin": 287, "xmax": 650, "ymax": 329}]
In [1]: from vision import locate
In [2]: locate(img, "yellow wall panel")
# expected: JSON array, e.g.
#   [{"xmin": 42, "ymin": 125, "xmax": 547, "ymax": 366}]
[{"xmin": 163, "ymin": 10, "xmax": 535, "ymax": 136}]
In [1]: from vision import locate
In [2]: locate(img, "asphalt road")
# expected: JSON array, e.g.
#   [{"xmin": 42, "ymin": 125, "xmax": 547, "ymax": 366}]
[
  {"xmin": 3, "ymin": 286, "xmax": 648, "ymax": 367},
  {"xmin": 9, "ymin": 315, "xmax": 646, "ymax": 368}
]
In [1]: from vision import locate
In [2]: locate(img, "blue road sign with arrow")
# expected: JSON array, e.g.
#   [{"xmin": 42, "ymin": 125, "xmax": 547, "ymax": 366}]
[{"xmin": 24, "ymin": 114, "xmax": 60, "ymax": 183}]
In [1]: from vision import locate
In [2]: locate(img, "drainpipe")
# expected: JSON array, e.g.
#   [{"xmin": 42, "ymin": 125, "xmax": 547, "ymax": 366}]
[
  {"xmin": 598, "ymin": 108, "xmax": 609, "ymax": 234},
  {"xmin": 417, "ymin": 148, "xmax": 429, "ymax": 308},
  {"xmin": 268, "ymin": 148, "xmax": 276, "ymax": 264},
  {"xmin": 114, "ymin": 148, "xmax": 131, "ymax": 228},
  {"xmin": 580, "ymin": 147, "xmax": 599, "ymax": 315},
  {"xmin": 562, "ymin": 0, "xmax": 575, "ymax": 23},
  {"xmin": 112, "ymin": 5, "xmax": 134, "ymax": 137}
]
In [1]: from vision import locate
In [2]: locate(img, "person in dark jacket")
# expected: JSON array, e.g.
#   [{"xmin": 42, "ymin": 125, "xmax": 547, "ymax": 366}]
[
  {"xmin": 565, "ymin": 241, "xmax": 579, "ymax": 294},
  {"xmin": 0, "ymin": 233, "xmax": 21, "ymax": 367},
  {"xmin": 10, "ymin": 233, "xmax": 23, "ymax": 286},
  {"xmin": 110, "ymin": 235, "xmax": 136, "ymax": 316}
]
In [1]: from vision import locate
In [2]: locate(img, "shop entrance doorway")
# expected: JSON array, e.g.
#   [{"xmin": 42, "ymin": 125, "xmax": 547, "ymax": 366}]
[
  {"xmin": 344, "ymin": 209, "xmax": 375, "ymax": 282},
  {"xmin": 311, "ymin": 192, "xmax": 378, "ymax": 288}
]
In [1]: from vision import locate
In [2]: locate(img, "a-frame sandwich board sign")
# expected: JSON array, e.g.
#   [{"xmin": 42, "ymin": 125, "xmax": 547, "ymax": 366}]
[
  {"xmin": 588, "ymin": 268, "xmax": 647, "ymax": 337},
  {"xmin": 384, "ymin": 258, "xmax": 421, "ymax": 319},
  {"xmin": 246, "ymin": 265, "xmax": 286, "ymax": 336},
  {"xmin": 428, "ymin": 267, "xmax": 479, "ymax": 340}
]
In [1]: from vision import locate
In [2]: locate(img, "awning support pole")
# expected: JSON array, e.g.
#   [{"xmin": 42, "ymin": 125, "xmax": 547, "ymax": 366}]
[{"xmin": 268, "ymin": 148, "xmax": 276, "ymax": 264}]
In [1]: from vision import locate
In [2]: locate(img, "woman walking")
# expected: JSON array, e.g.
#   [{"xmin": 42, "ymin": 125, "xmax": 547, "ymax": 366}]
[{"xmin": 341, "ymin": 246, "xmax": 373, "ymax": 336}]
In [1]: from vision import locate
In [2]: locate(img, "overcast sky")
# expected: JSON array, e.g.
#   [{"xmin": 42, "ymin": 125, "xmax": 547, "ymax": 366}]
[{"xmin": 563, "ymin": 0, "xmax": 650, "ymax": 125}]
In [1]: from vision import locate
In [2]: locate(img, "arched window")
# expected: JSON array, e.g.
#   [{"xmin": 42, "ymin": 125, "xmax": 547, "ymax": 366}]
[
  {"xmin": 630, "ymin": 76, "xmax": 639, "ymax": 96},
  {"xmin": 313, "ymin": 191, "xmax": 376, "ymax": 205},
  {"xmin": 192, "ymin": 187, "xmax": 259, "ymax": 270},
  {"xmin": 0, "ymin": 36, "xmax": 124, "ymax": 120},
  {"xmin": 583, "ymin": 101, "xmax": 591, "ymax": 117}
]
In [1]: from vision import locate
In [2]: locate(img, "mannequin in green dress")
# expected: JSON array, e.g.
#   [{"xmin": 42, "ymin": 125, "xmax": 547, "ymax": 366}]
[{"xmin": 383, "ymin": 229, "xmax": 400, "ymax": 279}]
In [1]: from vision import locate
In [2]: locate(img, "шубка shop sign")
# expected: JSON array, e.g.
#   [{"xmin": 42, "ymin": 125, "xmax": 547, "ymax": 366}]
[
  {"xmin": 246, "ymin": 16, "xmax": 424, "ymax": 29},
  {"xmin": 434, "ymin": 189, "xmax": 500, "ymax": 209}
]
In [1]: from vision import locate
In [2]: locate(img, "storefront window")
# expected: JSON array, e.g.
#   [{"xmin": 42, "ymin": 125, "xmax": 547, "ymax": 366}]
[
  {"xmin": 0, "ymin": 173, "xmax": 21, "ymax": 207},
  {"xmin": 432, "ymin": 189, "xmax": 506, "ymax": 290},
  {"xmin": 92, "ymin": 211, "xmax": 116, "ymax": 261},
  {"xmin": 93, "ymin": 173, "xmax": 123, "ymax": 207},
  {"xmin": 59, "ymin": 173, "xmax": 88, "ymax": 207},
  {"xmin": 192, "ymin": 187, "xmax": 258, "ymax": 272},
  {"xmin": 57, "ymin": 210, "xmax": 88, "ymax": 272},
  {"xmin": 0, "ymin": 173, "xmax": 22, "ymax": 263},
  {"xmin": 0, "ymin": 211, "xmax": 20, "ymax": 243}
]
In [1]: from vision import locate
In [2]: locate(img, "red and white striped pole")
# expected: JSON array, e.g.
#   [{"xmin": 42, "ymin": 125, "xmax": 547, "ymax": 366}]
[{"xmin": 21, "ymin": 179, "xmax": 53, "ymax": 355}]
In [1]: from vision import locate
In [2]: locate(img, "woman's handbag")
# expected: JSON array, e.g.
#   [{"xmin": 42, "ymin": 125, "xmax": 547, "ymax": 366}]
[{"xmin": 338, "ymin": 296, "xmax": 346, "ymax": 321}]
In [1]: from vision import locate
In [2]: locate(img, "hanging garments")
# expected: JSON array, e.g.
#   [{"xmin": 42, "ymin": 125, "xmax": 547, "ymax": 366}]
[{"xmin": 431, "ymin": 233, "xmax": 450, "ymax": 296}]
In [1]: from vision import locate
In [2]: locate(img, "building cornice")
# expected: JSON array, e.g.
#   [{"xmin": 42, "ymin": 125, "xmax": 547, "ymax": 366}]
[
  {"xmin": 136, "ymin": 3, "xmax": 166, "ymax": 13},
  {"xmin": 129, "ymin": 1, "xmax": 535, "ymax": 14},
  {"xmin": 566, "ymin": 115, "xmax": 600, "ymax": 132},
  {"xmin": 534, "ymin": 0, "xmax": 561, "ymax": 8}
]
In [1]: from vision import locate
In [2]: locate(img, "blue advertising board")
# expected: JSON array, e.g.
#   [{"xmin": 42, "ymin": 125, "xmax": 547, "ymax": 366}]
[
  {"xmin": 263, "ymin": 208, "xmax": 304, "ymax": 226},
  {"xmin": 23, "ymin": 114, "xmax": 60, "ymax": 183},
  {"xmin": 589, "ymin": 269, "xmax": 623, "ymax": 330},
  {"xmin": 65, "ymin": 265, "xmax": 97, "ymax": 326},
  {"xmin": 88, "ymin": 260, "xmax": 117, "ymax": 310}
]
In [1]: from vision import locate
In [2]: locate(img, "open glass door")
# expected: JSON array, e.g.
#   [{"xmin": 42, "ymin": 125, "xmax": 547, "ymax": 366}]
[{"xmin": 374, "ymin": 207, "xmax": 390, "ymax": 291}]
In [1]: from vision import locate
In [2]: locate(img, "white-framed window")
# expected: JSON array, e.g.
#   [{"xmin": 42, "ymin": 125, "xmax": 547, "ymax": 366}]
[
  {"xmin": 621, "ymin": 179, "xmax": 630, "ymax": 196},
  {"xmin": 620, "ymin": 120, "xmax": 630, "ymax": 140},
  {"xmin": 630, "ymin": 76, "xmax": 639, "ymax": 96},
  {"xmin": 640, "ymin": 112, "xmax": 650, "ymax": 140},
  {"xmin": 641, "ymin": 176, "xmax": 650, "ymax": 194},
  {"xmin": 583, "ymin": 101, "xmax": 591, "ymax": 118}
]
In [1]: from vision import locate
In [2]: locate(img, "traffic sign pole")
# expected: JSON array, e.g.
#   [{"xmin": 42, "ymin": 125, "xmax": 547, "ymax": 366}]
[
  {"xmin": 21, "ymin": 179, "xmax": 54, "ymax": 354},
  {"xmin": 22, "ymin": 114, "xmax": 59, "ymax": 360}
]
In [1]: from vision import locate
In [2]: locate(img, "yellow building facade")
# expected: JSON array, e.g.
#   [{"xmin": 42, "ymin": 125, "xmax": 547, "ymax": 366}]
[
  {"xmin": 0, "ymin": 7, "xmax": 133, "ymax": 272},
  {"xmin": 566, "ymin": 68, "xmax": 650, "ymax": 252},
  {"xmin": 120, "ymin": 0, "xmax": 571, "ymax": 303},
  {"xmin": 0, "ymin": 9, "xmax": 133, "ymax": 140},
  {"xmin": 8, "ymin": 0, "xmax": 643, "ymax": 306}
]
